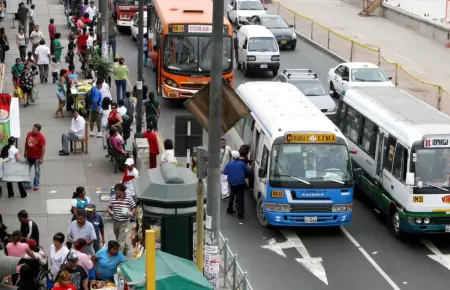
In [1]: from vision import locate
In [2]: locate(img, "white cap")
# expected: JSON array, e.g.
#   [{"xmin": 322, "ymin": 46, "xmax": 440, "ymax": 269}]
[
  {"xmin": 124, "ymin": 158, "xmax": 134, "ymax": 166},
  {"xmin": 231, "ymin": 150, "xmax": 240, "ymax": 159}
]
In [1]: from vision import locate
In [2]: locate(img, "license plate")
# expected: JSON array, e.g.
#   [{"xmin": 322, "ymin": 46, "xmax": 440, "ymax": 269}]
[
  {"xmin": 445, "ymin": 225, "xmax": 450, "ymax": 232},
  {"xmin": 260, "ymin": 64, "xmax": 268, "ymax": 68},
  {"xmin": 281, "ymin": 40, "xmax": 287, "ymax": 44},
  {"xmin": 271, "ymin": 190, "xmax": 284, "ymax": 198},
  {"xmin": 168, "ymin": 92, "xmax": 178, "ymax": 98},
  {"xmin": 304, "ymin": 216, "xmax": 318, "ymax": 223}
]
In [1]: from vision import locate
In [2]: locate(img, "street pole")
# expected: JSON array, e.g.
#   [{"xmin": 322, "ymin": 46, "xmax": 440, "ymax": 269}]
[
  {"xmin": 195, "ymin": 146, "xmax": 207, "ymax": 272},
  {"xmin": 205, "ymin": 0, "xmax": 224, "ymax": 286},
  {"xmin": 135, "ymin": 0, "xmax": 144, "ymax": 134},
  {"xmin": 100, "ymin": 0, "xmax": 109, "ymax": 60}
]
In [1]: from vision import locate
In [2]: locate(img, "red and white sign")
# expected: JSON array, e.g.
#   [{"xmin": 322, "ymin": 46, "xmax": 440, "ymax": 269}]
[
  {"xmin": 188, "ymin": 25, "xmax": 213, "ymax": 33},
  {"xmin": 424, "ymin": 137, "xmax": 450, "ymax": 148}
]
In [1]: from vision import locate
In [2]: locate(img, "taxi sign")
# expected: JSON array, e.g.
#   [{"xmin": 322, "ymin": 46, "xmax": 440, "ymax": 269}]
[
  {"xmin": 285, "ymin": 133, "xmax": 336, "ymax": 143},
  {"xmin": 424, "ymin": 136, "xmax": 450, "ymax": 148}
]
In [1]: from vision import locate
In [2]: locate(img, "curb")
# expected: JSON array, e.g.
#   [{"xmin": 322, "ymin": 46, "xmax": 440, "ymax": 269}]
[{"xmin": 293, "ymin": 29, "xmax": 347, "ymax": 63}]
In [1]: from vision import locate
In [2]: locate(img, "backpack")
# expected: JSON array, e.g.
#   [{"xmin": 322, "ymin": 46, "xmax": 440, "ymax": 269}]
[
  {"xmin": 0, "ymin": 146, "xmax": 9, "ymax": 159},
  {"xmin": 85, "ymin": 86, "xmax": 95, "ymax": 108}
]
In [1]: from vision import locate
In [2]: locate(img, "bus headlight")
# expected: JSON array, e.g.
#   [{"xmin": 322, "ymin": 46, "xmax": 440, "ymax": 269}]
[
  {"xmin": 265, "ymin": 203, "xmax": 290, "ymax": 212},
  {"xmin": 415, "ymin": 218, "xmax": 422, "ymax": 224},
  {"xmin": 164, "ymin": 78, "xmax": 178, "ymax": 88},
  {"xmin": 424, "ymin": 217, "xmax": 431, "ymax": 224},
  {"xmin": 332, "ymin": 204, "xmax": 352, "ymax": 212}
]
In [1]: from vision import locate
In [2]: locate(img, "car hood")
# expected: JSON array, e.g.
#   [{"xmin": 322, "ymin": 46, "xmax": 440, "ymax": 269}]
[
  {"xmin": 348, "ymin": 81, "xmax": 395, "ymax": 88},
  {"xmin": 306, "ymin": 95, "xmax": 337, "ymax": 112},
  {"xmin": 237, "ymin": 10, "xmax": 266, "ymax": 17},
  {"xmin": 268, "ymin": 28, "xmax": 293, "ymax": 37}
]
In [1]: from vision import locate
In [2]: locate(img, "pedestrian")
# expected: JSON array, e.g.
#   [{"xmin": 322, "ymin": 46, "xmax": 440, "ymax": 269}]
[
  {"xmin": 65, "ymin": 64, "xmax": 75, "ymax": 111},
  {"xmin": 100, "ymin": 99, "xmax": 111, "ymax": 149},
  {"xmin": 143, "ymin": 33, "xmax": 148, "ymax": 67},
  {"xmin": 67, "ymin": 34, "xmax": 75, "ymax": 66},
  {"xmin": 52, "ymin": 270, "xmax": 77, "ymax": 290},
  {"xmin": 71, "ymin": 238, "xmax": 94, "ymax": 274},
  {"xmin": 58, "ymin": 252, "xmax": 89, "ymax": 290},
  {"xmin": 85, "ymin": 204, "xmax": 105, "ymax": 253},
  {"xmin": 220, "ymin": 137, "xmax": 232, "ymax": 199},
  {"xmin": 25, "ymin": 51, "xmax": 36, "ymax": 65},
  {"xmin": 49, "ymin": 232, "xmax": 70, "ymax": 277},
  {"xmin": 160, "ymin": 138, "xmax": 177, "ymax": 166},
  {"xmin": 23, "ymin": 124, "xmax": 46, "ymax": 191},
  {"xmin": 0, "ymin": 213, "xmax": 8, "ymax": 244},
  {"xmin": 0, "ymin": 137, "xmax": 28, "ymax": 198},
  {"xmin": 67, "ymin": 209, "xmax": 97, "ymax": 255},
  {"xmin": 53, "ymin": 32, "xmax": 64, "ymax": 62},
  {"xmin": 48, "ymin": 18, "xmax": 56, "ymax": 55},
  {"xmin": 107, "ymin": 183, "xmax": 136, "ymax": 255},
  {"xmin": 55, "ymin": 68, "xmax": 67, "ymax": 118},
  {"xmin": 29, "ymin": 25, "xmax": 43, "ymax": 57},
  {"xmin": 224, "ymin": 151, "xmax": 251, "ymax": 219},
  {"xmin": 0, "ymin": 27, "xmax": 9, "ymax": 63},
  {"xmin": 239, "ymin": 144, "xmax": 254, "ymax": 190},
  {"xmin": 12, "ymin": 58, "xmax": 24, "ymax": 87},
  {"xmin": 107, "ymin": 102, "xmax": 123, "ymax": 133},
  {"xmin": 151, "ymin": 45, "xmax": 159, "ymax": 72},
  {"xmin": 122, "ymin": 158, "xmax": 139, "ymax": 201},
  {"xmin": 108, "ymin": 16, "xmax": 117, "ymax": 58},
  {"xmin": 92, "ymin": 240, "xmax": 126, "ymax": 281},
  {"xmin": 34, "ymin": 39, "xmax": 50, "ymax": 83},
  {"xmin": 16, "ymin": 27, "xmax": 28, "ymax": 61},
  {"xmin": 145, "ymin": 92, "xmax": 160, "ymax": 131},
  {"xmin": 89, "ymin": 79, "xmax": 103, "ymax": 137},
  {"xmin": 16, "ymin": 264, "xmax": 39, "ymax": 290},
  {"xmin": 17, "ymin": 3, "xmax": 28, "ymax": 34},
  {"xmin": 142, "ymin": 122, "xmax": 159, "ymax": 169},
  {"xmin": 85, "ymin": 1, "xmax": 96, "ymax": 23},
  {"xmin": 113, "ymin": 57, "xmax": 129, "ymax": 102},
  {"xmin": 27, "ymin": 5, "xmax": 36, "ymax": 38},
  {"xmin": 123, "ymin": 91, "xmax": 134, "ymax": 123},
  {"xmin": 51, "ymin": 56, "xmax": 61, "ymax": 83},
  {"xmin": 20, "ymin": 62, "xmax": 38, "ymax": 107},
  {"xmin": 59, "ymin": 110, "xmax": 86, "ymax": 156},
  {"xmin": 71, "ymin": 186, "xmax": 89, "ymax": 220},
  {"xmin": 18, "ymin": 210, "xmax": 40, "ymax": 245}
]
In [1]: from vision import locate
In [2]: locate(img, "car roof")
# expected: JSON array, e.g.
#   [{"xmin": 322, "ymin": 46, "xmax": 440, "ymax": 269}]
[
  {"xmin": 257, "ymin": 14, "xmax": 281, "ymax": 19},
  {"xmin": 340, "ymin": 62, "xmax": 380, "ymax": 69},
  {"xmin": 240, "ymin": 25, "xmax": 273, "ymax": 36}
]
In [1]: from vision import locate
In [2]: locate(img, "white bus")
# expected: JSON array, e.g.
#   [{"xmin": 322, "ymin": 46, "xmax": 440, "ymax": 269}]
[
  {"xmin": 335, "ymin": 86, "xmax": 450, "ymax": 238},
  {"xmin": 229, "ymin": 82, "xmax": 355, "ymax": 228}
]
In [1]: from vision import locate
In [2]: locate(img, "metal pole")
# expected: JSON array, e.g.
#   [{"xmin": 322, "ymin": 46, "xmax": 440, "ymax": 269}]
[
  {"xmin": 136, "ymin": 0, "xmax": 144, "ymax": 134},
  {"xmin": 100, "ymin": 0, "xmax": 109, "ymax": 60},
  {"xmin": 195, "ymin": 178, "xmax": 205, "ymax": 272},
  {"xmin": 186, "ymin": 120, "xmax": 191, "ymax": 168},
  {"xmin": 145, "ymin": 230, "xmax": 156, "ymax": 290},
  {"xmin": 205, "ymin": 0, "xmax": 224, "ymax": 285}
]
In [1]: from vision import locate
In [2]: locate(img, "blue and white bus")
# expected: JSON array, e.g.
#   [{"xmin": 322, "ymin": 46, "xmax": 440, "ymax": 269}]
[{"xmin": 229, "ymin": 82, "xmax": 356, "ymax": 227}]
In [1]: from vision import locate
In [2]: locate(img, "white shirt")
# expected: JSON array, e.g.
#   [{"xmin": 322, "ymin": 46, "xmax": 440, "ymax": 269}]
[
  {"xmin": 85, "ymin": 5, "xmax": 97, "ymax": 20},
  {"xmin": 220, "ymin": 146, "xmax": 232, "ymax": 170},
  {"xmin": 28, "ymin": 9, "xmax": 35, "ymax": 23},
  {"xmin": 34, "ymin": 45, "xmax": 50, "ymax": 65},
  {"xmin": 101, "ymin": 108, "xmax": 111, "ymax": 127},
  {"xmin": 123, "ymin": 167, "xmax": 139, "ymax": 197},
  {"xmin": 7, "ymin": 146, "xmax": 19, "ymax": 163},
  {"xmin": 24, "ymin": 250, "xmax": 46, "ymax": 265},
  {"xmin": 50, "ymin": 60, "xmax": 60, "ymax": 73},
  {"xmin": 70, "ymin": 115, "xmax": 86, "ymax": 138},
  {"xmin": 49, "ymin": 244, "xmax": 70, "ymax": 276},
  {"xmin": 71, "ymin": 196, "xmax": 90, "ymax": 208},
  {"xmin": 118, "ymin": 106, "xmax": 127, "ymax": 116},
  {"xmin": 160, "ymin": 150, "xmax": 177, "ymax": 165},
  {"xmin": 87, "ymin": 34, "xmax": 96, "ymax": 48},
  {"xmin": 29, "ymin": 30, "xmax": 43, "ymax": 45},
  {"xmin": 100, "ymin": 82, "xmax": 112, "ymax": 100}
]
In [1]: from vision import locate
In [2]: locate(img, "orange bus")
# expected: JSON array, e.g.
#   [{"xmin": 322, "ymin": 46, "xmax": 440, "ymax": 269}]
[{"xmin": 147, "ymin": 0, "xmax": 234, "ymax": 99}]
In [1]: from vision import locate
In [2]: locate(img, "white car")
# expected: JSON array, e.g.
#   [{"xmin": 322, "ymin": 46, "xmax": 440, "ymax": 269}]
[
  {"xmin": 131, "ymin": 11, "xmax": 148, "ymax": 41},
  {"xmin": 227, "ymin": 0, "xmax": 267, "ymax": 28},
  {"xmin": 327, "ymin": 62, "xmax": 394, "ymax": 97}
]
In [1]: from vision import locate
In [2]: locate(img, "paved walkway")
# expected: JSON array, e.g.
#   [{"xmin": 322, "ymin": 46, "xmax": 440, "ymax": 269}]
[{"xmin": 269, "ymin": 0, "xmax": 450, "ymax": 112}]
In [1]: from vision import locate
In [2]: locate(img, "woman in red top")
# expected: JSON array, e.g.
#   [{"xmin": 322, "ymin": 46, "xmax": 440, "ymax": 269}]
[
  {"xmin": 76, "ymin": 28, "xmax": 88, "ymax": 54},
  {"xmin": 81, "ymin": 13, "xmax": 91, "ymax": 26},
  {"xmin": 142, "ymin": 122, "xmax": 160, "ymax": 168},
  {"xmin": 107, "ymin": 102, "xmax": 124, "ymax": 132},
  {"xmin": 52, "ymin": 270, "xmax": 76, "ymax": 290}
]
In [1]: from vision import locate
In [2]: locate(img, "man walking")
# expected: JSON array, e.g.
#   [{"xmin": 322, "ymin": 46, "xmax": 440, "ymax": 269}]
[
  {"xmin": 48, "ymin": 19, "xmax": 56, "ymax": 55},
  {"xmin": 67, "ymin": 209, "xmax": 97, "ymax": 255},
  {"xmin": 34, "ymin": 39, "xmax": 50, "ymax": 83},
  {"xmin": 108, "ymin": 183, "xmax": 136, "ymax": 255},
  {"xmin": 142, "ymin": 122, "xmax": 159, "ymax": 168},
  {"xmin": 223, "ymin": 151, "xmax": 252, "ymax": 219},
  {"xmin": 89, "ymin": 79, "xmax": 102, "ymax": 137},
  {"xmin": 220, "ymin": 137, "xmax": 232, "ymax": 199},
  {"xmin": 85, "ymin": 204, "xmax": 105, "ymax": 253},
  {"xmin": 29, "ymin": 25, "xmax": 43, "ymax": 58},
  {"xmin": 18, "ymin": 210, "xmax": 40, "ymax": 246},
  {"xmin": 28, "ymin": 5, "xmax": 36, "ymax": 37},
  {"xmin": 24, "ymin": 124, "xmax": 45, "ymax": 191},
  {"xmin": 17, "ymin": 3, "xmax": 29, "ymax": 34}
]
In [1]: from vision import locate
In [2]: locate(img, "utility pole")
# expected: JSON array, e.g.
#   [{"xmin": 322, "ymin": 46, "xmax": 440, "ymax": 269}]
[
  {"xmin": 99, "ymin": 0, "xmax": 109, "ymax": 60},
  {"xmin": 135, "ymin": 0, "xmax": 144, "ymax": 134},
  {"xmin": 205, "ymin": 0, "xmax": 224, "ymax": 286}
]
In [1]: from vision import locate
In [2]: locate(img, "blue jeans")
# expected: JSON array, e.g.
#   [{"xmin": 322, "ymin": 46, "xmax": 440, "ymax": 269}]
[
  {"xmin": 143, "ymin": 51, "xmax": 148, "ymax": 66},
  {"xmin": 23, "ymin": 158, "xmax": 41, "ymax": 188},
  {"xmin": 115, "ymin": 80, "xmax": 127, "ymax": 102},
  {"xmin": 61, "ymin": 133, "xmax": 79, "ymax": 153},
  {"xmin": 109, "ymin": 38, "xmax": 117, "ymax": 59}
]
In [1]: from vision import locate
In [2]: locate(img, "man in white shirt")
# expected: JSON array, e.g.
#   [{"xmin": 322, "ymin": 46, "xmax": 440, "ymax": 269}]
[
  {"xmin": 29, "ymin": 25, "xmax": 43, "ymax": 54},
  {"xmin": 28, "ymin": 4, "xmax": 36, "ymax": 38},
  {"xmin": 60, "ymin": 110, "xmax": 86, "ymax": 156},
  {"xmin": 220, "ymin": 137, "xmax": 232, "ymax": 199},
  {"xmin": 85, "ymin": 1, "xmax": 97, "ymax": 28},
  {"xmin": 122, "ymin": 158, "xmax": 139, "ymax": 201},
  {"xmin": 87, "ymin": 29, "xmax": 96, "ymax": 51},
  {"xmin": 34, "ymin": 39, "xmax": 51, "ymax": 83}
]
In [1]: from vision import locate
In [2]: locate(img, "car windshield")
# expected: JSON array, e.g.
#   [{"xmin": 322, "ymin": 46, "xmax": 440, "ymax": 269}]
[
  {"xmin": 238, "ymin": 1, "xmax": 264, "ymax": 10},
  {"xmin": 248, "ymin": 37, "xmax": 277, "ymax": 52},
  {"xmin": 290, "ymin": 80, "xmax": 327, "ymax": 96},
  {"xmin": 351, "ymin": 68, "xmax": 389, "ymax": 82},
  {"xmin": 261, "ymin": 17, "xmax": 288, "ymax": 29},
  {"xmin": 164, "ymin": 35, "xmax": 232, "ymax": 74},
  {"xmin": 269, "ymin": 143, "xmax": 352, "ymax": 188},
  {"xmin": 414, "ymin": 148, "xmax": 450, "ymax": 186}
]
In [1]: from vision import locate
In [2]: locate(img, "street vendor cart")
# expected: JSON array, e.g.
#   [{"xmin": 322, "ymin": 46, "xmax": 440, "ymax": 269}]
[{"xmin": 68, "ymin": 75, "xmax": 93, "ymax": 118}]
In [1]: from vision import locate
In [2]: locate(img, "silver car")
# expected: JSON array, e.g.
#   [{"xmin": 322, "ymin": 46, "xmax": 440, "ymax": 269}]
[{"xmin": 273, "ymin": 69, "xmax": 337, "ymax": 119}]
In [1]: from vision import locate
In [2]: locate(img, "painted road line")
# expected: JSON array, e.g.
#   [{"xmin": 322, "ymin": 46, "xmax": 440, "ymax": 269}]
[
  {"xmin": 262, "ymin": 229, "xmax": 328, "ymax": 285},
  {"xmin": 420, "ymin": 238, "xmax": 450, "ymax": 271},
  {"xmin": 340, "ymin": 226, "xmax": 401, "ymax": 290}
]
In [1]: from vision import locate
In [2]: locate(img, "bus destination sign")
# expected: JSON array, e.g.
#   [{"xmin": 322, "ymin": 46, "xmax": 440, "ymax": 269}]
[
  {"xmin": 424, "ymin": 137, "xmax": 450, "ymax": 148},
  {"xmin": 169, "ymin": 24, "xmax": 229, "ymax": 34},
  {"xmin": 285, "ymin": 133, "xmax": 336, "ymax": 143}
]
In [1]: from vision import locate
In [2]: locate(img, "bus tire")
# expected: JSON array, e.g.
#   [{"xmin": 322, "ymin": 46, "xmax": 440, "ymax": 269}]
[
  {"xmin": 257, "ymin": 196, "xmax": 270, "ymax": 228},
  {"xmin": 389, "ymin": 207, "xmax": 405, "ymax": 240}
]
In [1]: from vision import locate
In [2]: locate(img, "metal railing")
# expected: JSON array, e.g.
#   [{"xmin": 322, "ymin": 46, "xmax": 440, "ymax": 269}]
[
  {"xmin": 219, "ymin": 232, "xmax": 254, "ymax": 290},
  {"xmin": 270, "ymin": 1, "xmax": 450, "ymax": 115}
]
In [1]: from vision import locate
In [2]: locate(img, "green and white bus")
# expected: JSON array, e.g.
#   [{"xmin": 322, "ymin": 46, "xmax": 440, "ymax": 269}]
[{"xmin": 335, "ymin": 86, "xmax": 450, "ymax": 239}]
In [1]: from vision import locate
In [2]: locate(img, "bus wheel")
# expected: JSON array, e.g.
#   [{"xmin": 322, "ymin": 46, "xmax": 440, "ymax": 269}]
[
  {"xmin": 257, "ymin": 196, "xmax": 269, "ymax": 228},
  {"xmin": 390, "ymin": 209, "xmax": 405, "ymax": 240}
]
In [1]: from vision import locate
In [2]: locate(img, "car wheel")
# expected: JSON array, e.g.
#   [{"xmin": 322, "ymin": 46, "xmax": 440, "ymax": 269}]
[
  {"xmin": 243, "ymin": 62, "xmax": 249, "ymax": 76},
  {"xmin": 329, "ymin": 81, "xmax": 337, "ymax": 98},
  {"xmin": 272, "ymin": 70, "xmax": 278, "ymax": 77},
  {"xmin": 290, "ymin": 44, "xmax": 296, "ymax": 50},
  {"xmin": 389, "ymin": 208, "xmax": 406, "ymax": 241},
  {"xmin": 257, "ymin": 196, "xmax": 270, "ymax": 228}
]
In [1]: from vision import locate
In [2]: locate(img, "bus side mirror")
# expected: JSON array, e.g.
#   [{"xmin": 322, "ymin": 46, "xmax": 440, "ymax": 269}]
[
  {"xmin": 258, "ymin": 168, "xmax": 266, "ymax": 178},
  {"xmin": 405, "ymin": 173, "xmax": 415, "ymax": 186},
  {"xmin": 353, "ymin": 168, "xmax": 362, "ymax": 179}
]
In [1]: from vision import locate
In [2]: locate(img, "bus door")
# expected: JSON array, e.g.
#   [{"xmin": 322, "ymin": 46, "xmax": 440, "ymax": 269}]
[
  {"xmin": 373, "ymin": 127, "xmax": 389, "ymax": 204},
  {"xmin": 254, "ymin": 129, "xmax": 269, "ymax": 200}
]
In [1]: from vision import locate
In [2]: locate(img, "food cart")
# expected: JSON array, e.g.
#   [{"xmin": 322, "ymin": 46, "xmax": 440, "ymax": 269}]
[{"xmin": 68, "ymin": 75, "xmax": 93, "ymax": 118}]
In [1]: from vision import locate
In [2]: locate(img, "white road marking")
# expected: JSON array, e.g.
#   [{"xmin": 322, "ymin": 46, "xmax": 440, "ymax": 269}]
[
  {"xmin": 420, "ymin": 238, "xmax": 450, "ymax": 271},
  {"xmin": 396, "ymin": 53, "xmax": 415, "ymax": 64},
  {"xmin": 261, "ymin": 229, "xmax": 328, "ymax": 285},
  {"xmin": 340, "ymin": 226, "xmax": 401, "ymax": 290}
]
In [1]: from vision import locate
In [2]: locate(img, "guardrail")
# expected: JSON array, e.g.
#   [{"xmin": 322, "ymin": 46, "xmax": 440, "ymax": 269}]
[
  {"xmin": 219, "ymin": 232, "xmax": 254, "ymax": 290},
  {"xmin": 271, "ymin": 1, "xmax": 450, "ymax": 115}
]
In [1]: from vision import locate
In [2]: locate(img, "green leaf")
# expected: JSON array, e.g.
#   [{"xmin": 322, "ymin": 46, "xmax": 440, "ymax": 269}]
[{"xmin": 91, "ymin": 54, "xmax": 113, "ymax": 80}]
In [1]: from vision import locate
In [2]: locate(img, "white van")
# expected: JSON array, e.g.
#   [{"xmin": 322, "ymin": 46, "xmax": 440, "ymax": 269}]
[
  {"xmin": 234, "ymin": 25, "xmax": 280, "ymax": 77},
  {"xmin": 131, "ymin": 11, "xmax": 148, "ymax": 41},
  {"xmin": 227, "ymin": 0, "xmax": 267, "ymax": 28}
]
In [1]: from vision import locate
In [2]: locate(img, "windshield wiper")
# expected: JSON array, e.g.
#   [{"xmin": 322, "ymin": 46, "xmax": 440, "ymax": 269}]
[
  {"xmin": 275, "ymin": 174, "xmax": 311, "ymax": 185},
  {"xmin": 422, "ymin": 182, "xmax": 449, "ymax": 192},
  {"xmin": 353, "ymin": 78, "xmax": 367, "ymax": 82},
  {"xmin": 323, "ymin": 178, "xmax": 345, "ymax": 185}
]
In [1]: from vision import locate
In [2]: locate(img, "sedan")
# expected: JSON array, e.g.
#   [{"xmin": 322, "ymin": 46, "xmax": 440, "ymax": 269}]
[
  {"xmin": 327, "ymin": 62, "xmax": 394, "ymax": 97},
  {"xmin": 247, "ymin": 14, "xmax": 296, "ymax": 49}
]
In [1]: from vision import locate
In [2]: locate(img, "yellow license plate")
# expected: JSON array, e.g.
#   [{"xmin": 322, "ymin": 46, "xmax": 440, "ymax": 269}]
[
  {"xmin": 271, "ymin": 190, "xmax": 284, "ymax": 198},
  {"xmin": 281, "ymin": 40, "xmax": 287, "ymax": 44},
  {"xmin": 168, "ymin": 92, "xmax": 178, "ymax": 98},
  {"xmin": 413, "ymin": 196, "xmax": 423, "ymax": 203},
  {"xmin": 172, "ymin": 25, "xmax": 184, "ymax": 33}
]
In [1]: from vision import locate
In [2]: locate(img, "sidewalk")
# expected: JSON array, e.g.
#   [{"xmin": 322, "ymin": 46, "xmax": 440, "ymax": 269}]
[{"xmin": 268, "ymin": 0, "xmax": 450, "ymax": 112}]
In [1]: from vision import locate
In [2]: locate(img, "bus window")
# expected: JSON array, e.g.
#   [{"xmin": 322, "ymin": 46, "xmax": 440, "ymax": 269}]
[
  {"xmin": 383, "ymin": 136, "xmax": 397, "ymax": 172},
  {"xmin": 256, "ymin": 133, "xmax": 265, "ymax": 163},
  {"xmin": 260, "ymin": 146, "xmax": 269, "ymax": 173},
  {"xmin": 242, "ymin": 115, "xmax": 254, "ymax": 145},
  {"xmin": 347, "ymin": 106, "xmax": 361, "ymax": 144},
  {"xmin": 393, "ymin": 143, "xmax": 408, "ymax": 181},
  {"xmin": 337, "ymin": 103, "xmax": 348, "ymax": 133},
  {"xmin": 361, "ymin": 117, "xmax": 378, "ymax": 158}
]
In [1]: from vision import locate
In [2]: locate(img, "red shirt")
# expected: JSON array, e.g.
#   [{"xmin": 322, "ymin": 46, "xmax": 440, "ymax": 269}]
[
  {"xmin": 82, "ymin": 17, "xmax": 91, "ymax": 25},
  {"xmin": 151, "ymin": 51, "xmax": 159, "ymax": 67},
  {"xmin": 52, "ymin": 284, "xmax": 77, "ymax": 290},
  {"xmin": 48, "ymin": 23, "xmax": 56, "ymax": 39},
  {"xmin": 25, "ymin": 132, "xmax": 46, "ymax": 159},
  {"xmin": 143, "ymin": 131, "xmax": 160, "ymax": 155},
  {"xmin": 77, "ymin": 34, "xmax": 88, "ymax": 49}
]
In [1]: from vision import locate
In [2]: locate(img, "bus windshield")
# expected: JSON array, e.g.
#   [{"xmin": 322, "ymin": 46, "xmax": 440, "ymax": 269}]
[
  {"xmin": 116, "ymin": 0, "xmax": 151, "ymax": 4},
  {"xmin": 164, "ymin": 35, "xmax": 233, "ymax": 74},
  {"xmin": 414, "ymin": 148, "xmax": 450, "ymax": 186},
  {"xmin": 269, "ymin": 143, "xmax": 353, "ymax": 187}
]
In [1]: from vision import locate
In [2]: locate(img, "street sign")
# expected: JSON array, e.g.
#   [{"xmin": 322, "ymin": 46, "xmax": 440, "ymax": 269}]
[{"xmin": 174, "ymin": 115, "xmax": 203, "ymax": 158}]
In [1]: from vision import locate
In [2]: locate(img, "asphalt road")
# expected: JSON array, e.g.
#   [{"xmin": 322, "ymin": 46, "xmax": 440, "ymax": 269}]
[{"xmin": 116, "ymin": 28, "xmax": 450, "ymax": 290}]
